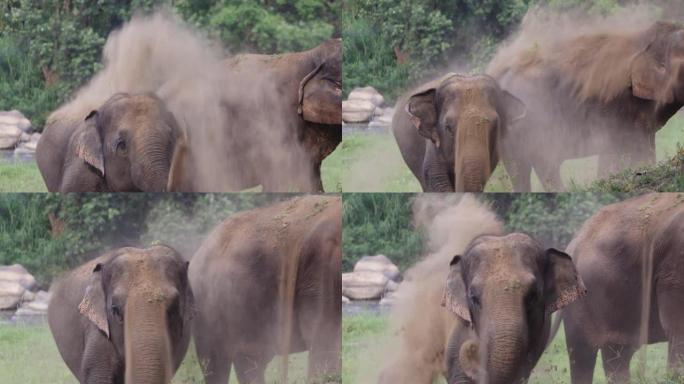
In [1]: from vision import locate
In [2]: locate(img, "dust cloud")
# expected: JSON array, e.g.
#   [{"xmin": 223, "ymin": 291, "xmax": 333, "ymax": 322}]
[
  {"xmin": 48, "ymin": 9, "xmax": 316, "ymax": 191},
  {"xmin": 362, "ymin": 194, "xmax": 502, "ymax": 383}
]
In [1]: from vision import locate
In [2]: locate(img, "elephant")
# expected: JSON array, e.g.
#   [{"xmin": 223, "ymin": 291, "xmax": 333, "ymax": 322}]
[
  {"xmin": 562, "ymin": 193, "xmax": 684, "ymax": 383},
  {"xmin": 393, "ymin": 73, "xmax": 526, "ymax": 192},
  {"xmin": 189, "ymin": 195, "xmax": 341, "ymax": 383},
  {"xmin": 489, "ymin": 20, "xmax": 684, "ymax": 191},
  {"xmin": 47, "ymin": 245, "xmax": 194, "ymax": 384},
  {"xmin": 442, "ymin": 233, "xmax": 586, "ymax": 383},
  {"xmin": 167, "ymin": 39, "xmax": 342, "ymax": 193},
  {"xmin": 37, "ymin": 93, "xmax": 185, "ymax": 192}
]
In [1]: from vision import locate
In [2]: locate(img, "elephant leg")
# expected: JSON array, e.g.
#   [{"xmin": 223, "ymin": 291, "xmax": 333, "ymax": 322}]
[
  {"xmin": 194, "ymin": 316, "xmax": 232, "ymax": 384},
  {"xmin": 312, "ymin": 160, "xmax": 325, "ymax": 193},
  {"xmin": 533, "ymin": 155, "xmax": 564, "ymax": 192},
  {"xmin": 503, "ymin": 158, "xmax": 531, "ymax": 192},
  {"xmin": 81, "ymin": 333, "xmax": 118, "ymax": 383},
  {"xmin": 601, "ymin": 343, "xmax": 635, "ymax": 384},
  {"xmin": 233, "ymin": 352, "xmax": 268, "ymax": 384},
  {"xmin": 565, "ymin": 322, "xmax": 598, "ymax": 384},
  {"xmin": 657, "ymin": 283, "xmax": 684, "ymax": 375},
  {"xmin": 304, "ymin": 314, "xmax": 341, "ymax": 382}
]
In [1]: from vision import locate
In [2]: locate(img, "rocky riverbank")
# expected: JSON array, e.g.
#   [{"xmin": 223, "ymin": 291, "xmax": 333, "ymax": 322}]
[
  {"xmin": 342, "ymin": 254, "xmax": 402, "ymax": 306},
  {"xmin": 0, "ymin": 264, "xmax": 50, "ymax": 323},
  {"xmin": 342, "ymin": 87, "xmax": 394, "ymax": 130},
  {"xmin": 0, "ymin": 110, "xmax": 40, "ymax": 156}
]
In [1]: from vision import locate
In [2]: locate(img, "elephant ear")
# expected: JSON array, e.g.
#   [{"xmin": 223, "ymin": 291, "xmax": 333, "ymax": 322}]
[
  {"xmin": 75, "ymin": 110, "xmax": 105, "ymax": 177},
  {"xmin": 442, "ymin": 255, "xmax": 471, "ymax": 323},
  {"xmin": 630, "ymin": 25, "xmax": 678, "ymax": 104},
  {"xmin": 544, "ymin": 248, "xmax": 587, "ymax": 313},
  {"xmin": 501, "ymin": 90, "xmax": 527, "ymax": 125},
  {"xmin": 405, "ymin": 89, "xmax": 440, "ymax": 147},
  {"xmin": 298, "ymin": 61, "xmax": 342, "ymax": 125},
  {"xmin": 78, "ymin": 263, "xmax": 109, "ymax": 338}
]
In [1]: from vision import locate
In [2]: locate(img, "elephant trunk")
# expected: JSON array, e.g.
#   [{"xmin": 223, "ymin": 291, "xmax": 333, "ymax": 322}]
[
  {"xmin": 124, "ymin": 293, "xmax": 173, "ymax": 384},
  {"xmin": 483, "ymin": 301, "xmax": 527, "ymax": 384},
  {"xmin": 454, "ymin": 117, "xmax": 493, "ymax": 192}
]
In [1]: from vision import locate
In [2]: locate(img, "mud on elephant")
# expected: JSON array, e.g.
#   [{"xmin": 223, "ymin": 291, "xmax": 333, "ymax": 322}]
[
  {"xmin": 393, "ymin": 74, "xmax": 526, "ymax": 192},
  {"xmin": 37, "ymin": 93, "xmax": 186, "ymax": 192},
  {"xmin": 443, "ymin": 233, "xmax": 585, "ymax": 383},
  {"xmin": 562, "ymin": 193, "xmax": 684, "ymax": 384},
  {"xmin": 47, "ymin": 245, "xmax": 194, "ymax": 384},
  {"xmin": 189, "ymin": 195, "xmax": 341, "ymax": 383}
]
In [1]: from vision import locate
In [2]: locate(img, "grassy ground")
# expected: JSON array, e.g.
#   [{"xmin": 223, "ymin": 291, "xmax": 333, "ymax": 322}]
[
  {"xmin": 0, "ymin": 322, "xmax": 312, "ymax": 384},
  {"xmin": 343, "ymin": 313, "xmax": 675, "ymax": 384},
  {"xmin": 334, "ymin": 116, "xmax": 684, "ymax": 192},
  {"xmin": 0, "ymin": 160, "xmax": 46, "ymax": 192}
]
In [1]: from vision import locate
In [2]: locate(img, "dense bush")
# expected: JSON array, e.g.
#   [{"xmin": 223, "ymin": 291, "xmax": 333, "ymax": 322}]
[
  {"xmin": 0, "ymin": 0, "xmax": 338, "ymax": 131},
  {"xmin": 0, "ymin": 194, "xmax": 282, "ymax": 286},
  {"xmin": 343, "ymin": 193, "xmax": 625, "ymax": 272}
]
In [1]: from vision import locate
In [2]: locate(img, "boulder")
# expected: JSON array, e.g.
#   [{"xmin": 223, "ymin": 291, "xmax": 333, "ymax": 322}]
[
  {"xmin": 0, "ymin": 110, "xmax": 32, "ymax": 132},
  {"xmin": 353, "ymin": 255, "xmax": 401, "ymax": 282},
  {"xmin": 30, "ymin": 132, "xmax": 41, "ymax": 142},
  {"xmin": 17, "ymin": 140, "xmax": 37, "ymax": 152},
  {"xmin": 342, "ymin": 99, "xmax": 376, "ymax": 123},
  {"xmin": 0, "ymin": 264, "xmax": 37, "ymax": 309},
  {"xmin": 342, "ymin": 271, "xmax": 389, "ymax": 300},
  {"xmin": 0, "ymin": 123, "xmax": 22, "ymax": 149},
  {"xmin": 348, "ymin": 87, "xmax": 385, "ymax": 107},
  {"xmin": 376, "ymin": 107, "xmax": 395, "ymax": 125},
  {"xmin": 342, "ymin": 296, "xmax": 350, "ymax": 303},
  {"xmin": 385, "ymin": 280, "xmax": 400, "ymax": 293},
  {"xmin": 12, "ymin": 290, "xmax": 50, "ymax": 319}
]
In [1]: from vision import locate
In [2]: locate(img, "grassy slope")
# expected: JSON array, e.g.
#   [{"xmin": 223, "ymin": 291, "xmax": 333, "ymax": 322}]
[
  {"xmin": 0, "ymin": 160, "xmax": 46, "ymax": 192},
  {"xmin": 0, "ymin": 323, "xmax": 310, "ymax": 384},
  {"xmin": 343, "ymin": 313, "xmax": 674, "ymax": 384},
  {"xmin": 333, "ymin": 116, "xmax": 684, "ymax": 192}
]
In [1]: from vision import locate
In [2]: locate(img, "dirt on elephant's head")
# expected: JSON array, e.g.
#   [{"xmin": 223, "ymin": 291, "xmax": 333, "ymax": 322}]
[{"xmin": 367, "ymin": 194, "xmax": 503, "ymax": 383}]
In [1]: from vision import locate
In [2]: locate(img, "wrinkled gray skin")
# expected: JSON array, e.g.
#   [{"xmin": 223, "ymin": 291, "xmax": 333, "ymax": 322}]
[
  {"xmin": 562, "ymin": 193, "xmax": 684, "ymax": 384},
  {"xmin": 37, "ymin": 93, "xmax": 183, "ymax": 192},
  {"xmin": 47, "ymin": 245, "xmax": 193, "ymax": 384},
  {"xmin": 190, "ymin": 196, "xmax": 341, "ymax": 384},
  {"xmin": 393, "ymin": 74, "xmax": 526, "ymax": 192},
  {"xmin": 493, "ymin": 21, "xmax": 684, "ymax": 191},
  {"xmin": 443, "ymin": 233, "xmax": 585, "ymax": 384}
]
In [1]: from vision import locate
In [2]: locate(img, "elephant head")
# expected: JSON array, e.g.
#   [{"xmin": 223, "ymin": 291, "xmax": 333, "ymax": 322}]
[
  {"xmin": 298, "ymin": 38, "xmax": 342, "ymax": 125},
  {"xmin": 66, "ymin": 93, "xmax": 183, "ymax": 191},
  {"xmin": 631, "ymin": 21, "xmax": 684, "ymax": 104},
  {"xmin": 78, "ymin": 245, "xmax": 193, "ymax": 384},
  {"xmin": 442, "ymin": 233, "xmax": 585, "ymax": 384},
  {"xmin": 405, "ymin": 74, "xmax": 525, "ymax": 191}
]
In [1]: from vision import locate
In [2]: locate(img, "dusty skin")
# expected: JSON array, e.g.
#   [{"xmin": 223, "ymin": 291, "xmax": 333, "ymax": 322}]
[
  {"xmin": 488, "ymin": 7, "xmax": 684, "ymax": 191},
  {"xmin": 37, "ymin": 11, "xmax": 341, "ymax": 192}
]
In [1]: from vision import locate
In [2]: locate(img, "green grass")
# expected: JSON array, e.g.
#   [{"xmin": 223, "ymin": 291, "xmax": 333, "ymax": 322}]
[
  {"xmin": 0, "ymin": 160, "xmax": 46, "ymax": 192},
  {"xmin": 337, "ymin": 116, "xmax": 684, "ymax": 192},
  {"xmin": 343, "ymin": 313, "xmax": 675, "ymax": 384},
  {"xmin": 0, "ymin": 323, "xmax": 312, "ymax": 383}
]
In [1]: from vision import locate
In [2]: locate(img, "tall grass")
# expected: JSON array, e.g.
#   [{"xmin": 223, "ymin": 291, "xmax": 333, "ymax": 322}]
[
  {"xmin": 342, "ymin": 14, "xmax": 411, "ymax": 102},
  {"xmin": 0, "ymin": 36, "xmax": 62, "ymax": 130}
]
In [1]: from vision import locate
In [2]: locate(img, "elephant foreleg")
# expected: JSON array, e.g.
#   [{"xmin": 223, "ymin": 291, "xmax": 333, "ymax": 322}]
[
  {"xmin": 234, "ymin": 352, "xmax": 268, "ymax": 384},
  {"xmin": 534, "ymin": 159, "xmax": 565, "ymax": 192},
  {"xmin": 565, "ymin": 321, "xmax": 598, "ymax": 384},
  {"xmin": 502, "ymin": 157, "xmax": 532, "ymax": 192},
  {"xmin": 601, "ymin": 343, "xmax": 635, "ymax": 384},
  {"xmin": 422, "ymin": 146, "xmax": 453, "ymax": 192},
  {"xmin": 194, "ymin": 314, "xmax": 232, "ymax": 384}
]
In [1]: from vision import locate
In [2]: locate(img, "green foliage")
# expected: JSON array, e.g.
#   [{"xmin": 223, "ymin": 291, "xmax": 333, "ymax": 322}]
[
  {"xmin": 0, "ymin": 194, "xmax": 280, "ymax": 286},
  {"xmin": 342, "ymin": 193, "xmax": 422, "ymax": 271},
  {"xmin": 0, "ymin": 0, "xmax": 336, "ymax": 131}
]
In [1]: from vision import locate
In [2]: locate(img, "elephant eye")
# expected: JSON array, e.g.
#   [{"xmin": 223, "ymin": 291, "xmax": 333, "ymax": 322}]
[
  {"xmin": 444, "ymin": 123, "xmax": 455, "ymax": 135},
  {"xmin": 114, "ymin": 138, "xmax": 127, "ymax": 156},
  {"xmin": 111, "ymin": 303, "xmax": 123, "ymax": 321},
  {"xmin": 468, "ymin": 289, "xmax": 481, "ymax": 308}
]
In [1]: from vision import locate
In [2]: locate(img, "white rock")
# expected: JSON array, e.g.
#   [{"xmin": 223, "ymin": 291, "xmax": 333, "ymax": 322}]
[
  {"xmin": 354, "ymin": 255, "xmax": 401, "ymax": 282},
  {"xmin": 0, "ymin": 265, "xmax": 36, "ymax": 290},
  {"xmin": 348, "ymin": 87, "xmax": 385, "ymax": 107},
  {"xmin": 30, "ymin": 132, "xmax": 41, "ymax": 142},
  {"xmin": 0, "ymin": 264, "xmax": 37, "ymax": 309},
  {"xmin": 377, "ymin": 107, "xmax": 395, "ymax": 125},
  {"xmin": 0, "ymin": 123, "xmax": 22, "ymax": 149},
  {"xmin": 342, "ymin": 296, "xmax": 350, "ymax": 303},
  {"xmin": 342, "ymin": 99, "xmax": 376, "ymax": 123},
  {"xmin": 385, "ymin": 280, "xmax": 400, "ymax": 293},
  {"xmin": 342, "ymin": 271, "xmax": 389, "ymax": 300},
  {"xmin": 0, "ymin": 110, "xmax": 31, "ymax": 132},
  {"xmin": 19, "ymin": 132, "xmax": 31, "ymax": 142},
  {"xmin": 17, "ymin": 141, "xmax": 37, "ymax": 152}
]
